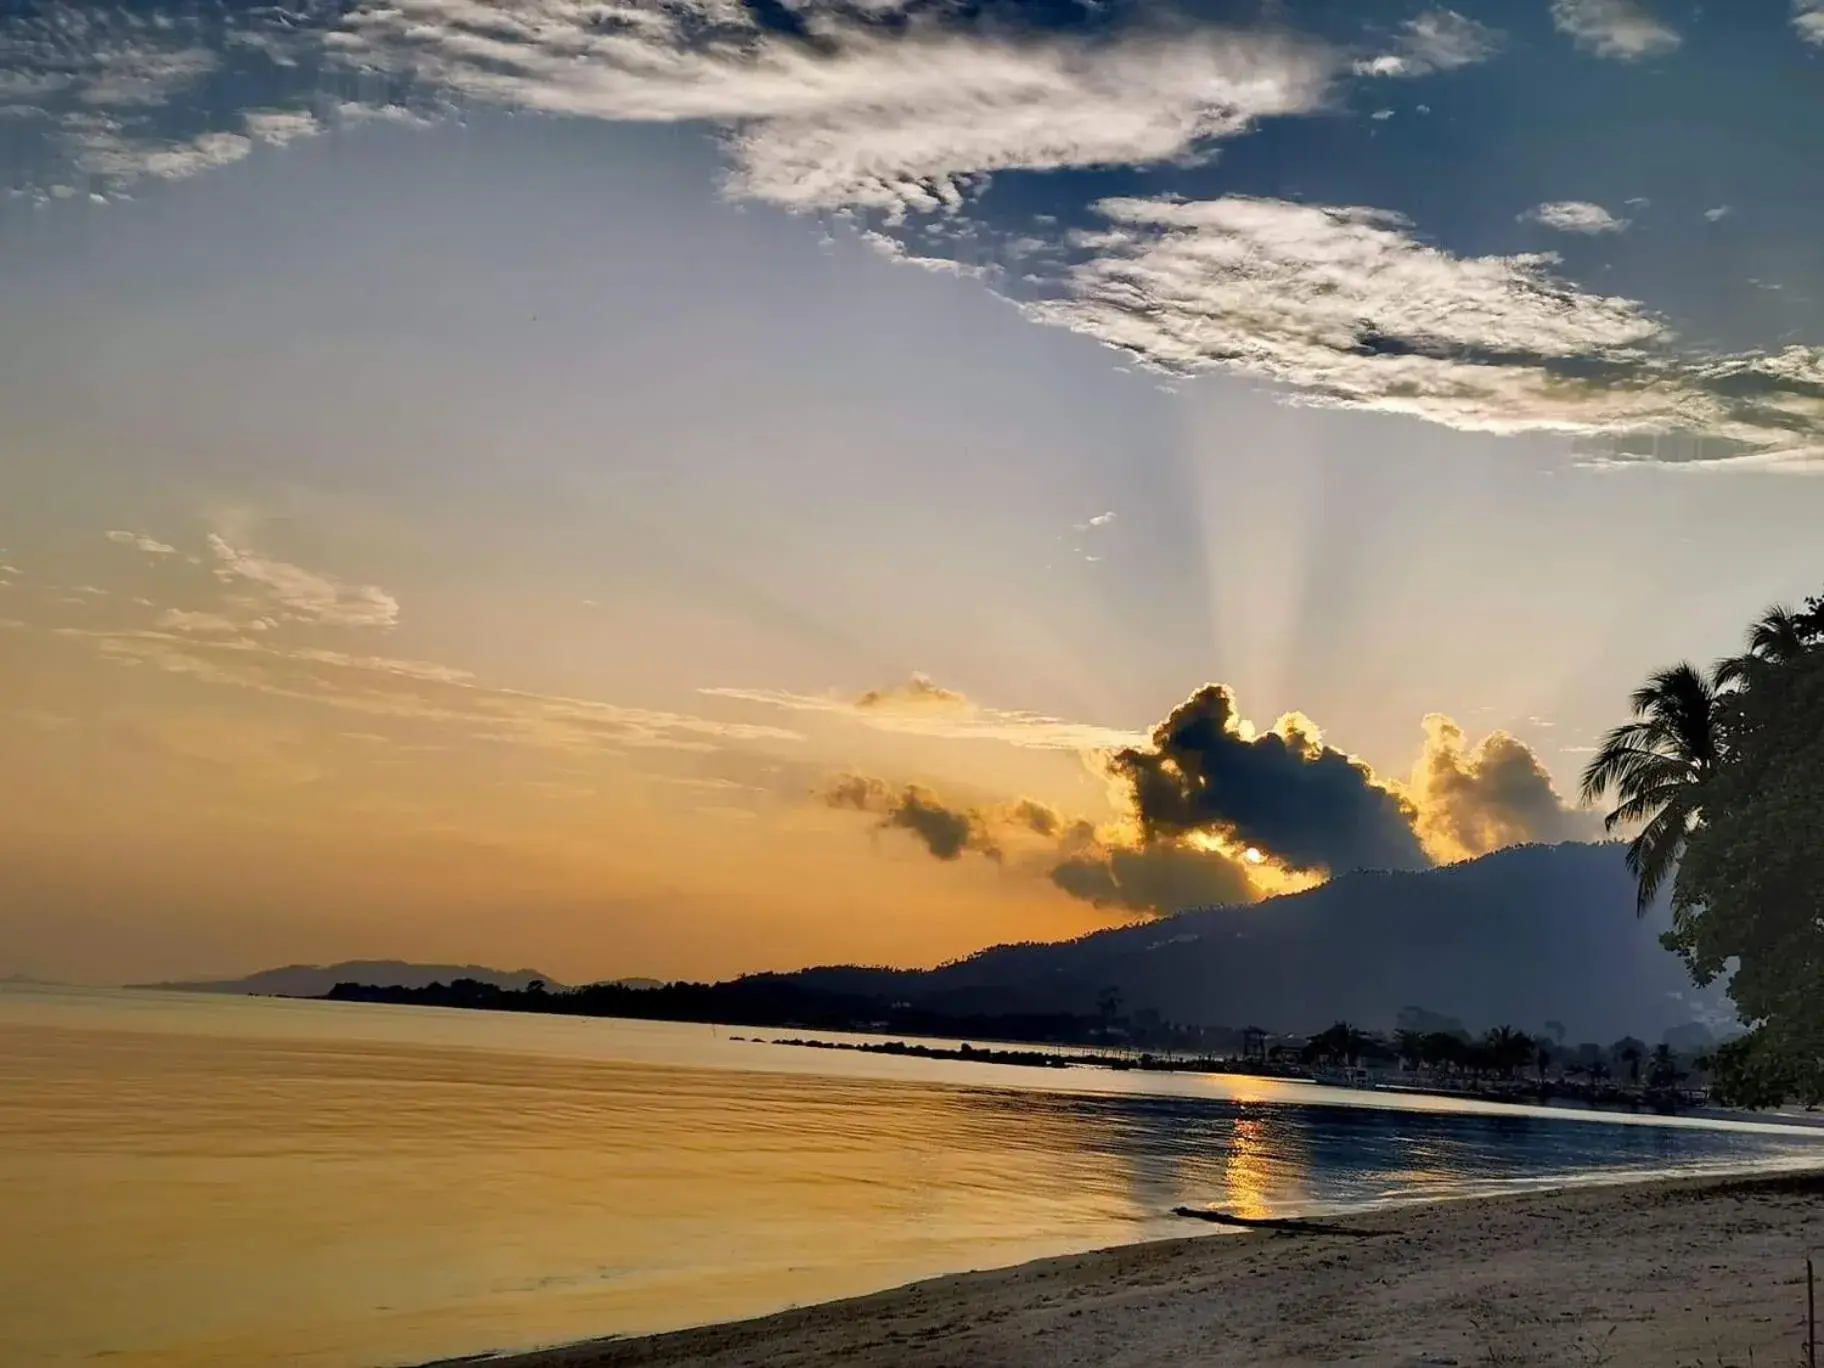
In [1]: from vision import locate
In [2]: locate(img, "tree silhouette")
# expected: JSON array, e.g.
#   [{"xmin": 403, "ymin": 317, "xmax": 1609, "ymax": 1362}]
[
  {"xmin": 1304, "ymin": 1021, "xmax": 1372, "ymax": 1067},
  {"xmin": 1580, "ymin": 663, "xmax": 1721, "ymax": 913},
  {"xmin": 1481, "ymin": 1026, "xmax": 1534, "ymax": 1079}
]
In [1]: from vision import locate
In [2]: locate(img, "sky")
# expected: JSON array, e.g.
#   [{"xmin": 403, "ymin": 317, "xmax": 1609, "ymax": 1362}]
[{"xmin": 1, "ymin": 0, "xmax": 1821, "ymax": 986}]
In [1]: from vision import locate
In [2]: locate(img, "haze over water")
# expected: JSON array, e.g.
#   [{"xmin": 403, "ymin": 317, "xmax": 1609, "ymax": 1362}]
[{"xmin": 3, "ymin": 986, "xmax": 1820, "ymax": 1368}]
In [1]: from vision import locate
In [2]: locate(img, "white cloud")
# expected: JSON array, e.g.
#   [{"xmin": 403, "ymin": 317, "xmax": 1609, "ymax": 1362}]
[
  {"xmin": 155, "ymin": 609, "xmax": 251, "ymax": 635},
  {"xmin": 1400, "ymin": 10, "xmax": 1504, "ymax": 71},
  {"xmin": 54, "ymin": 624, "xmax": 805, "ymax": 756},
  {"xmin": 1550, "ymin": 0, "xmax": 1681, "ymax": 60},
  {"xmin": 1354, "ymin": 9, "xmax": 1502, "ymax": 77},
  {"xmin": 1795, "ymin": 2, "xmax": 1824, "ymax": 44},
  {"xmin": 332, "ymin": 100, "xmax": 439, "ymax": 131},
  {"xmin": 287, "ymin": 647, "xmax": 473, "ymax": 685},
  {"xmin": 244, "ymin": 109, "xmax": 320, "ymax": 146},
  {"xmin": 1704, "ymin": 205, "xmax": 1733, "ymax": 222},
  {"xmin": 703, "ymin": 684, "xmax": 1146, "ymax": 751},
  {"xmin": 75, "ymin": 44, "xmax": 218, "ymax": 109},
  {"xmin": 1074, "ymin": 511, "xmax": 1117, "ymax": 531},
  {"xmin": 1033, "ymin": 195, "xmax": 1659, "ymax": 426},
  {"xmin": 70, "ymin": 125, "xmax": 253, "ymax": 182},
  {"xmin": 336, "ymin": 0, "xmax": 1343, "ymax": 217},
  {"xmin": 205, "ymin": 534, "xmax": 401, "ymax": 630},
  {"xmin": 1023, "ymin": 195, "xmax": 1824, "ymax": 466},
  {"xmin": 142, "ymin": 131, "xmax": 254, "ymax": 180},
  {"xmin": 0, "ymin": 8, "xmax": 320, "ymax": 192},
  {"xmin": 105, "ymin": 530, "xmax": 177, "ymax": 555},
  {"xmin": 1522, "ymin": 200, "xmax": 1630, "ymax": 234}
]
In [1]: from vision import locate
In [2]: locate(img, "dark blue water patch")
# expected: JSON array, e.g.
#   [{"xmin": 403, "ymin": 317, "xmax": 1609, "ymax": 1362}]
[{"xmin": 956, "ymin": 1089, "xmax": 1821, "ymax": 1219}]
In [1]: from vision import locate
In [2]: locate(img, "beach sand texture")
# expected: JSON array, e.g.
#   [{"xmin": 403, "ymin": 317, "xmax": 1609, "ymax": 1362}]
[{"xmin": 477, "ymin": 1170, "xmax": 1824, "ymax": 1368}]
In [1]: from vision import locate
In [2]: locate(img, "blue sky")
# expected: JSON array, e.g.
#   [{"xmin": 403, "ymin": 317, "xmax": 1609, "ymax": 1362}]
[{"xmin": 1, "ymin": 0, "xmax": 1821, "ymax": 983}]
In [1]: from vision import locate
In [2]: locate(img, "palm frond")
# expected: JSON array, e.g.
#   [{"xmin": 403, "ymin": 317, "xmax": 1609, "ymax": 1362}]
[{"xmin": 1585, "ymin": 660, "xmax": 1719, "ymax": 911}]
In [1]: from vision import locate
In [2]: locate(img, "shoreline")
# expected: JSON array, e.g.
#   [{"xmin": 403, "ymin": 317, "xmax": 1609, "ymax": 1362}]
[
  {"xmin": 448, "ymin": 1166, "xmax": 1824, "ymax": 1368},
  {"xmin": 747, "ymin": 1033, "xmax": 1711, "ymax": 1117}
]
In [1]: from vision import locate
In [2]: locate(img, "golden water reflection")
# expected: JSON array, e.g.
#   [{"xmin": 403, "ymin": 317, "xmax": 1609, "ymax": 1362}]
[{"xmin": 3, "ymin": 987, "xmax": 1819, "ymax": 1368}]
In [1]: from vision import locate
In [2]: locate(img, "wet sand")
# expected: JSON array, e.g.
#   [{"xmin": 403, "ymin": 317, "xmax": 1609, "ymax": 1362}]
[{"xmin": 473, "ymin": 1168, "xmax": 1824, "ymax": 1368}]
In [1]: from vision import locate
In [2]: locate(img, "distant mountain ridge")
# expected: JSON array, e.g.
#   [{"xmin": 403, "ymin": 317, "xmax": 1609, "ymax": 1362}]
[
  {"xmin": 763, "ymin": 842, "xmax": 1729, "ymax": 1043},
  {"xmin": 137, "ymin": 961, "xmax": 562, "ymax": 997}
]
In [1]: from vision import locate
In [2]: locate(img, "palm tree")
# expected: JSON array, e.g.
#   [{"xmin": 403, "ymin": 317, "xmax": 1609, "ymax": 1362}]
[
  {"xmin": 1714, "ymin": 604, "xmax": 1815, "ymax": 688},
  {"xmin": 1482, "ymin": 1026, "xmax": 1534, "ymax": 1079},
  {"xmin": 1579, "ymin": 663, "xmax": 1721, "ymax": 914}
]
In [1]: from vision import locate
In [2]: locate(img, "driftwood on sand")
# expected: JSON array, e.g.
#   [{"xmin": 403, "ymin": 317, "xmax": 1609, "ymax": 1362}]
[{"xmin": 1169, "ymin": 1206, "xmax": 1384, "ymax": 1237}]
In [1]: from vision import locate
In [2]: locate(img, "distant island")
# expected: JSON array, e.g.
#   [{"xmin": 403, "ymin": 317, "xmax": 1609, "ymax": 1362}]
[
  {"xmin": 319, "ymin": 842, "xmax": 1724, "ymax": 1044},
  {"xmin": 136, "ymin": 960, "xmax": 565, "ymax": 998},
  {"xmin": 311, "ymin": 842, "xmax": 1738, "ymax": 1114},
  {"xmin": 322, "ymin": 978, "xmax": 1715, "ymax": 1114}
]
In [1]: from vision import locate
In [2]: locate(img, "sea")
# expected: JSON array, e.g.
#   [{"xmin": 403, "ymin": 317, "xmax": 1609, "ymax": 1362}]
[{"xmin": 4, "ymin": 983, "xmax": 1822, "ymax": 1368}]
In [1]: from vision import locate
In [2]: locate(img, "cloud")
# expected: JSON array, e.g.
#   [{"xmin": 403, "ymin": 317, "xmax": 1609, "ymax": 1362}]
[
  {"xmin": 1403, "ymin": 714, "xmax": 1599, "ymax": 863},
  {"xmin": 1522, "ymin": 200, "xmax": 1630, "ymax": 234},
  {"xmin": 47, "ymin": 623, "xmax": 801, "ymax": 757},
  {"xmin": 1008, "ymin": 798, "xmax": 1063, "ymax": 838},
  {"xmin": 1026, "ymin": 195, "xmax": 1824, "ymax": 467},
  {"xmin": 155, "ymin": 609, "xmax": 258, "ymax": 635},
  {"xmin": 1032, "ymin": 193, "xmax": 1660, "ymax": 424},
  {"xmin": 856, "ymin": 673, "xmax": 967, "ymax": 711},
  {"xmin": 1356, "ymin": 10, "xmax": 1503, "ymax": 76},
  {"xmin": 5, "ymin": 3, "xmax": 1805, "ymax": 469},
  {"xmin": 1705, "ymin": 205, "xmax": 1733, "ymax": 222},
  {"xmin": 819, "ymin": 765, "xmax": 1281, "ymax": 916},
  {"xmin": 1550, "ymin": 0, "xmax": 1681, "ymax": 59},
  {"xmin": 1074, "ymin": 511, "xmax": 1117, "ymax": 531},
  {"xmin": 285, "ymin": 647, "xmax": 475, "ymax": 685},
  {"xmin": 1050, "ymin": 840, "xmax": 1259, "ymax": 914},
  {"xmin": 105, "ymin": 530, "xmax": 177, "ymax": 555},
  {"xmin": 824, "ymin": 775, "xmax": 1000, "ymax": 861},
  {"xmin": 1796, "ymin": 2, "xmax": 1824, "ymax": 44},
  {"xmin": 337, "ymin": 2, "xmax": 1344, "ymax": 219},
  {"xmin": 206, "ymin": 534, "xmax": 401, "ymax": 630},
  {"xmin": 1108, "ymin": 684, "xmax": 1428, "ymax": 876},
  {"xmin": 331, "ymin": 101, "xmax": 442, "ymax": 131},
  {"xmin": 814, "ymin": 684, "xmax": 1597, "ymax": 917},
  {"xmin": 0, "ymin": 5, "xmax": 332, "ymax": 191},
  {"xmin": 243, "ymin": 109, "xmax": 319, "ymax": 146},
  {"xmin": 704, "ymin": 681, "xmax": 1146, "ymax": 751}
]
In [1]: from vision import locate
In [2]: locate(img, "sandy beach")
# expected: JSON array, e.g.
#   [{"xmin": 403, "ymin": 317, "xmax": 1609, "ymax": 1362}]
[{"xmin": 476, "ymin": 1169, "xmax": 1824, "ymax": 1368}]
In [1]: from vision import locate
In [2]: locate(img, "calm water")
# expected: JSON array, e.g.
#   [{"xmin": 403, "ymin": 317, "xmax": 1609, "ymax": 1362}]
[{"xmin": 4, "ymin": 986, "xmax": 1822, "ymax": 1368}]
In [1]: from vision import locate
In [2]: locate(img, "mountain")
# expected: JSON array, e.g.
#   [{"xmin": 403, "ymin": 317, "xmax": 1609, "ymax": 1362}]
[
  {"xmin": 137, "ymin": 961, "xmax": 562, "ymax": 997},
  {"xmin": 770, "ymin": 843, "xmax": 1728, "ymax": 1044}
]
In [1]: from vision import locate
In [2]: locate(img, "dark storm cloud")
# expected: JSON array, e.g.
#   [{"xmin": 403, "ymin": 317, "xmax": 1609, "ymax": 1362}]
[
  {"xmin": 823, "ymin": 774, "xmax": 1000, "ymax": 861},
  {"xmin": 818, "ymin": 688, "xmax": 1598, "ymax": 916},
  {"xmin": 1110, "ymin": 684, "xmax": 1429, "ymax": 876},
  {"xmin": 1007, "ymin": 798, "xmax": 1062, "ymax": 837},
  {"xmin": 1049, "ymin": 841, "xmax": 1259, "ymax": 914},
  {"xmin": 824, "ymin": 769, "xmax": 1262, "ymax": 914}
]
